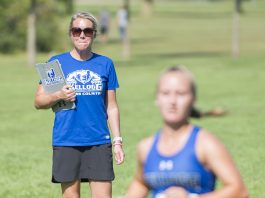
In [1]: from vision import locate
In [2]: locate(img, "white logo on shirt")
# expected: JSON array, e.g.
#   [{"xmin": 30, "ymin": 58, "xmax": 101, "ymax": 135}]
[
  {"xmin": 159, "ymin": 160, "xmax": 174, "ymax": 171},
  {"xmin": 66, "ymin": 70, "xmax": 103, "ymax": 95}
]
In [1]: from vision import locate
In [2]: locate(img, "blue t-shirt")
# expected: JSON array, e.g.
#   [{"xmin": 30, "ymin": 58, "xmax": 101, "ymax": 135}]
[
  {"xmin": 143, "ymin": 126, "xmax": 216, "ymax": 197},
  {"xmin": 48, "ymin": 52, "xmax": 119, "ymax": 146}
]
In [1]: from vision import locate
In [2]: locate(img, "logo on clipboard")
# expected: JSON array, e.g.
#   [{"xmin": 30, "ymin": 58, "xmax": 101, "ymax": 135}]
[{"xmin": 44, "ymin": 68, "xmax": 64, "ymax": 86}]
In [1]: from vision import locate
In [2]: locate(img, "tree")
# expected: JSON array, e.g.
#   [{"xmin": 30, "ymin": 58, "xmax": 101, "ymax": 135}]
[
  {"xmin": 142, "ymin": 0, "xmax": 154, "ymax": 17},
  {"xmin": 65, "ymin": 0, "xmax": 74, "ymax": 14},
  {"xmin": 0, "ymin": 0, "xmax": 27, "ymax": 53},
  {"xmin": 124, "ymin": 0, "xmax": 130, "ymax": 21},
  {"xmin": 235, "ymin": 0, "xmax": 243, "ymax": 13},
  {"xmin": 232, "ymin": 0, "xmax": 242, "ymax": 58},
  {"xmin": 252, "ymin": 0, "xmax": 256, "ymax": 7},
  {"xmin": 27, "ymin": 0, "xmax": 36, "ymax": 66},
  {"xmin": 57, "ymin": 0, "xmax": 74, "ymax": 14},
  {"xmin": 122, "ymin": 0, "xmax": 131, "ymax": 60},
  {"xmin": 0, "ymin": 0, "xmax": 73, "ymax": 55}
]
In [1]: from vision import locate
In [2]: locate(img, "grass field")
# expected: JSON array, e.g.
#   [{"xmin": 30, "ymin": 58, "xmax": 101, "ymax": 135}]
[{"xmin": 0, "ymin": 0, "xmax": 265, "ymax": 197}]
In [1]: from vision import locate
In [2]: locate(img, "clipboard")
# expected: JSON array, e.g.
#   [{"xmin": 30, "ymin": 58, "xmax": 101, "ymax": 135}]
[{"xmin": 35, "ymin": 59, "xmax": 76, "ymax": 112}]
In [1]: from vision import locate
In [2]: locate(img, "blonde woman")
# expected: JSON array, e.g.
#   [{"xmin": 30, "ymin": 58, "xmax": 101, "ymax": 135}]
[
  {"xmin": 35, "ymin": 12, "xmax": 124, "ymax": 198},
  {"xmin": 125, "ymin": 66, "xmax": 247, "ymax": 198}
]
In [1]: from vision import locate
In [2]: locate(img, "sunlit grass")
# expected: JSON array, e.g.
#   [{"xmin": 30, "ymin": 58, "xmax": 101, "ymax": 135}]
[{"xmin": 0, "ymin": 1, "xmax": 265, "ymax": 197}]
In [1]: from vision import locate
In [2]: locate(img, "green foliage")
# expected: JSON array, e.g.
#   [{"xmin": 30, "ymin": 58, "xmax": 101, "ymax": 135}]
[
  {"xmin": 35, "ymin": 0, "xmax": 62, "ymax": 52},
  {"xmin": 0, "ymin": 0, "xmax": 69, "ymax": 53},
  {"xmin": 57, "ymin": 0, "xmax": 74, "ymax": 14},
  {"xmin": 0, "ymin": 0, "xmax": 28, "ymax": 53}
]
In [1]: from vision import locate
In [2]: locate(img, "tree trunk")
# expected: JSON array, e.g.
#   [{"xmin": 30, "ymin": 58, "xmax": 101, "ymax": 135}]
[
  {"xmin": 66, "ymin": 0, "xmax": 74, "ymax": 14},
  {"xmin": 232, "ymin": 1, "xmax": 240, "ymax": 58},
  {"xmin": 235, "ymin": 0, "xmax": 242, "ymax": 13},
  {"xmin": 252, "ymin": 0, "xmax": 256, "ymax": 7},
  {"xmin": 124, "ymin": 0, "xmax": 130, "ymax": 21},
  {"xmin": 142, "ymin": 0, "xmax": 154, "ymax": 17},
  {"xmin": 27, "ymin": 0, "xmax": 36, "ymax": 66},
  {"xmin": 122, "ymin": 0, "xmax": 131, "ymax": 61}
]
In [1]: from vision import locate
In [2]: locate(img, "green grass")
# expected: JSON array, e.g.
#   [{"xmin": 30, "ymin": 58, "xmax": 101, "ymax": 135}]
[{"xmin": 0, "ymin": 0, "xmax": 265, "ymax": 197}]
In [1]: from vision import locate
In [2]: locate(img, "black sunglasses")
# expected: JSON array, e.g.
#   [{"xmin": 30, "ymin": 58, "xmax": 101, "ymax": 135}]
[{"xmin": 71, "ymin": 27, "xmax": 96, "ymax": 37}]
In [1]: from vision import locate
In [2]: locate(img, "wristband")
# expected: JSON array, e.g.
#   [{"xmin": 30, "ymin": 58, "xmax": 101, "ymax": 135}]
[
  {"xmin": 188, "ymin": 193, "xmax": 199, "ymax": 198},
  {"xmin": 113, "ymin": 136, "xmax": 123, "ymax": 144},
  {"xmin": 113, "ymin": 142, "xmax": 122, "ymax": 146}
]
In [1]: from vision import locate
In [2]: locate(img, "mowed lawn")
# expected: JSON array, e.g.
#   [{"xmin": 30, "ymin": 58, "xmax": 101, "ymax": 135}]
[{"xmin": 0, "ymin": 1, "xmax": 265, "ymax": 197}]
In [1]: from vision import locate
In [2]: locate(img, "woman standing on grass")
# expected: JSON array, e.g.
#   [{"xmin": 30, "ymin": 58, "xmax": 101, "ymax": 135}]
[
  {"xmin": 34, "ymin": 12, "xmax": 124, "ymax": 198},
  {"xmin": 125, "ymin": 66, "xmax": 248, "ymax": 198}
]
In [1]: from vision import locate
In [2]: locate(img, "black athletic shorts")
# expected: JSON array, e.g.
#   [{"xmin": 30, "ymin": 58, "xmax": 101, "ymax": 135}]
[{"xmin": 52, "ymin": 144, "xmax": 114, "ymax": 183}]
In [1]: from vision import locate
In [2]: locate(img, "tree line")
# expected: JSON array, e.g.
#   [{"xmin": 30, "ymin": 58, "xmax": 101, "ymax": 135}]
[
  {"xmin": 0, "ymin": 0, "xmax": 72, "ymax": 54},
  {"xmin": 0, "ymin": 0, "xmax": 248, "ymax": 60}
]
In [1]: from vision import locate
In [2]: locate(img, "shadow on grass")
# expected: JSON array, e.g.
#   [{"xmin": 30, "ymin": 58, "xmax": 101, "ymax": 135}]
[
  {"xmin": 95, "ymin": 37, "xmax": 164, "ymax": 45},
  {"xmin": 135, "ymin": 51, "xmax": 227, "ymax": 59},
  {"xmin": 114, "ymin": 51, "xmax": 228, "ymax": 67},
  {"xmin": 156, "ymin": 11, "xmax": 232, "ymax": 19}
]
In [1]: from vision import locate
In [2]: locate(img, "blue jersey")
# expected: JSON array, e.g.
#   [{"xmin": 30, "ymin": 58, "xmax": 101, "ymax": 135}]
[
  {"xmin": 143, "ymin": 126, "xmax": 216, "ymax": 197},
  {"xmin": 48, "ymin": 52, "xmax": 119, "ymax": 146}
]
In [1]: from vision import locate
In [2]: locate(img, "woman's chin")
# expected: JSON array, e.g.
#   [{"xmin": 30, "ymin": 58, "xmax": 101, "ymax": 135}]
[
  {"xmin": 164, "ymin": 117, "xmax": 185, "ymax": 125},
  {"xmin": 77, "ymin": 46, "xmax": 89, "ymax": 51}
]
